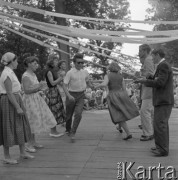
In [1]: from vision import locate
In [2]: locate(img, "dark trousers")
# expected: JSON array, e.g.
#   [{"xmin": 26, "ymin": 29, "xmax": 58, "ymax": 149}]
[
  {"xmin": 66, "ymin": 91, "xmax": 84, "ymax": 134},
  {"xmin": 154, "ymin": 105, "xmax": 172, "ymax": 155}
]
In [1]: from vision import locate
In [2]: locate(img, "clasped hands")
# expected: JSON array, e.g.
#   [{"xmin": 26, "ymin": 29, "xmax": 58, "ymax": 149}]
[{"xmin": 133, "ymin": 78, "xmax": 147, "ymax": 84}]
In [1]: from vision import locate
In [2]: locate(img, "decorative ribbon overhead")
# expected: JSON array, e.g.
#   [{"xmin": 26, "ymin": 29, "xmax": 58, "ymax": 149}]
[
  {"xmin": 0, "ymin": 23, "xmax": 113, "ymax": 69},
  {"xmin": 0, "ymin": 1, "xmax": 178, "ymax": 44},
  {"xmin": 1, "ymin": 0, "xmax": 178, "ymax": 25},
  {"xmin": 1, "ymin": 0, "xmax": 178, "ymax": 71},
  {"xmin": 0, "ymin": 13, "xmax": 140, "ymax": 67},
  {"xmin": 1, "ymin": 11, "xmax": 178, "ymax": 45}
]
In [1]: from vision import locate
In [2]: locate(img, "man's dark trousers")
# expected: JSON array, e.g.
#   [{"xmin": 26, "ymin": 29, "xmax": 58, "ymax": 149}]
[
  {"xmin": 154, "ymin": 105, "xmax": 172, "ymax": 155},
  {"xmin": 66, "ymin": 91, "xmax": 84, "ymax": 134}
]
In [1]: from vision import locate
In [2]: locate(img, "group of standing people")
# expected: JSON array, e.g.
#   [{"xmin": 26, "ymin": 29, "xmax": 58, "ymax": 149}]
[
  {"xmin": 0, "ymin": 46, "xmax": 174, "ymax": 165},
  {"xmin": 93, "ymin": 44, "xmax": 174, "ymax": 157},
  {"xmin": 135, "ymin": 45, "xmax": 174, "ymax": 157},
  {"xmin": 0, "ymin": 52, "xmax": 97, "ymax": 164},
  {"xmin": 0, "ymin": 52, "xmax": 75, "ymax": 164}
]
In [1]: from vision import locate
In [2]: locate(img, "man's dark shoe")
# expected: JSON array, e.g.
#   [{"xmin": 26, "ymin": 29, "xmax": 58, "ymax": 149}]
[
  {"xmin": 153, "ymin": 153, "xmax": 168, "ymax": 157},
  {"xmin": 140, "ymin": 135, "xmax": 153, "ymax": 141},
  {"xmin": 151, "ymin": 149, "xmax": 168, "ymax": 157},
  {"xmin": 123, "ymin": 134, "xmax": 132, "ymax": 140}
]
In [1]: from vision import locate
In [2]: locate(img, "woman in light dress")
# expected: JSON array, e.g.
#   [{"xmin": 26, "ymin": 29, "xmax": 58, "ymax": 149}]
[
  {"xmin": 22, "ymin": 56, "xmax": 57, "ymax": 152},
  {"xmin": 0, "ymin": 52, "xmax": 34, "ymax": 164}
]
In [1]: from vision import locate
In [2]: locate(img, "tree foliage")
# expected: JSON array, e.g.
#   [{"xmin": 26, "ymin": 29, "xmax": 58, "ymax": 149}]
[
  {"xmin": 0, "ymin": 0, "xmax": 55, "ymax": 80},
  {"xmin": 0, "ymin": 0, "xmax": 131, "ymax": 80},
  {"xmin": 148, "ymin": 0, "xmax": 178, "ymax": 67},
  {"xmin": 64, "ymin": 0, "xmax": 131, "ymax": 75}
]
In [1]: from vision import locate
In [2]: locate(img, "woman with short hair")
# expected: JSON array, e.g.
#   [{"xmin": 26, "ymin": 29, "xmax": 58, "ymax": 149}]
[
  {"xmin": 0, "ymin": 52, "xmax": 33, "ymax": 164},
  {"xmin": 22, "ymin": 56, "xmax": 57, "ymax": 151},
  {"xmin": 95, "ymin": 62, "xmax": 139, "ymax": 140},
  {"xmin": 45, "ymin": 54, "xmax": 66, "ymax": 137}
]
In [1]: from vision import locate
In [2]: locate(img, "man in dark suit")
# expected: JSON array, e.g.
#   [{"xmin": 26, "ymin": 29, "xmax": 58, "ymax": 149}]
[{"xmin": 135, "ymin": 49, "xmax": 174, "ymax": 157}]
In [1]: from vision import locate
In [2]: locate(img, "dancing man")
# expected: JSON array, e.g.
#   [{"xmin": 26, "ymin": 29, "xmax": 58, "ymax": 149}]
[{"xmin": 64, "ymin": 53, "xmax": 93, "ymax": 142}]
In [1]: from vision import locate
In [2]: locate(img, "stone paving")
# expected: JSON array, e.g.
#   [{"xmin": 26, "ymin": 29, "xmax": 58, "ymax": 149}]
[{"xmin": 0, "ymin": 108, "xmax": 178, "ymax": 180}]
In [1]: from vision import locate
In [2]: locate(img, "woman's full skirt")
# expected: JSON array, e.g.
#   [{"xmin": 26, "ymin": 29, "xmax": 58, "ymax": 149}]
[
  {"xmin": 45, "ymin": 86, "xmax": 66, "ymax": 125},
  {"xmin": 23, "ymin": 92, "xmax": 57, "ymax": 134},
  {"xmin": 0, "ymin": 94, "xmax": 31, "ymax": 147},
  {"xmin": 107, "ymin": 90, "xmax": 139, "ymax": 124}
]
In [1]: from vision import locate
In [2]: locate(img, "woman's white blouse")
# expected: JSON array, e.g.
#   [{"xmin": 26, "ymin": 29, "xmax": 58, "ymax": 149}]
[
  {"xmin": 21, "ymin": 71, "xmax": 39, "ymax": 93},
  {"xmin": 0, "ymin": 66, "xmax": 21, "ymax": 94}
]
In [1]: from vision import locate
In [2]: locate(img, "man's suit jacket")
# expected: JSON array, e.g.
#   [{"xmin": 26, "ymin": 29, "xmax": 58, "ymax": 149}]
[{"xmin": 144, "ymin": 60, "xmax": 174, "ymax": 107}]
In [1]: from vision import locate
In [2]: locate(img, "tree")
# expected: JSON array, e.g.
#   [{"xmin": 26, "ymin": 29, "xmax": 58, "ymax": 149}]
[
  {"xmin": 0, "ymin": 29, "xmax": 48, "ymax": 80},
  {"xmin": 0, "ymin": 0, "xmax": 131, "ymax": 79},
  {"xmin": 148, "ymin": 0, "xmax": 178, "ymax": 67},
  {"xmin": 0, "ymin": 0, "xmax": 55, "ymax": 80},
  {"xmin": 63, "ymin": 0, "xmax": 131, "ymax": 76},
  {"xmin": 54, "ymin": 0, "xmax": 70, "ymax": 70}
]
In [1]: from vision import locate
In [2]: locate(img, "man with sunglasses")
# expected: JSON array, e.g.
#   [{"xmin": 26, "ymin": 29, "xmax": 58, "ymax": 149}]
[{"xmin": 64, "ymin": 53, "xmax": 93, "ymax": 142}]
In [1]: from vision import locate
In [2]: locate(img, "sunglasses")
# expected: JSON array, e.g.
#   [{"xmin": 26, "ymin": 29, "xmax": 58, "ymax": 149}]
[{"xmin": 77, "ymin": 61, "xmax": 84, "ymax": 65}]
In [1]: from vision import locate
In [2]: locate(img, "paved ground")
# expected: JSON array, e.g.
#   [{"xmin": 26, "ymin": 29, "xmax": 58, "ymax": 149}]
[{"xmin": 0, "ymin": 108, "xmax": 178, "ymax": 180}]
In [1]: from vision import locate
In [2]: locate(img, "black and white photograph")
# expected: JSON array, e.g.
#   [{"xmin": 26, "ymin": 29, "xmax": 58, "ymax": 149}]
[{"xmin": 0, "ymin": 0, "xmax": 178, "ymax": 180}]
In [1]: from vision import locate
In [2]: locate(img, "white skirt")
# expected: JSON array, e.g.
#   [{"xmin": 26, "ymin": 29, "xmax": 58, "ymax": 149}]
[{"xmin": 23, "ymin": 92, "xmax": 56, "ymax": 134}]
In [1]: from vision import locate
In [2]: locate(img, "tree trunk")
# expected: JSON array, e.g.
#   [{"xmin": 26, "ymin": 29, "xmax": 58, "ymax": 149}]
[{"xmin": 54, "ymin": 0, "xmax": 70, "ymax": 70}]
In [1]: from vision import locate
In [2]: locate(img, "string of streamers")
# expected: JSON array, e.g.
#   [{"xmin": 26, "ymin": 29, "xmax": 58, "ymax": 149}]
[
  {"xmin": 1, "ymin": 0, "xmax": 178, "ymax": 37},
  {"xmin": 1, "ymin": 0, "xmax": 178, "ymax": 77},
  {"xmin": 1, "ymin": 12, "xmax": 178, "ymax": 45},
  {"xmin": 0, "ymin": 23, "xmax": 69, "ymax": 55},
  {"xmin": 1, "ymin": 0, "xmax": 178, "ymax": 25},
  {"xmin": 0, "ymin": 23, "xmax": 112, "ymax": 70},
  {"xmin": 0, "ymin": 14, "xmax": 139, "ymax": 68}
]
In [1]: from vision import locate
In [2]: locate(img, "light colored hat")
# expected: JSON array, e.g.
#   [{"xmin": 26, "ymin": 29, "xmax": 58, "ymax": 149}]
[{"xmin": 1, "ymin": 52, "xmax": 16, "ymax": 66}]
